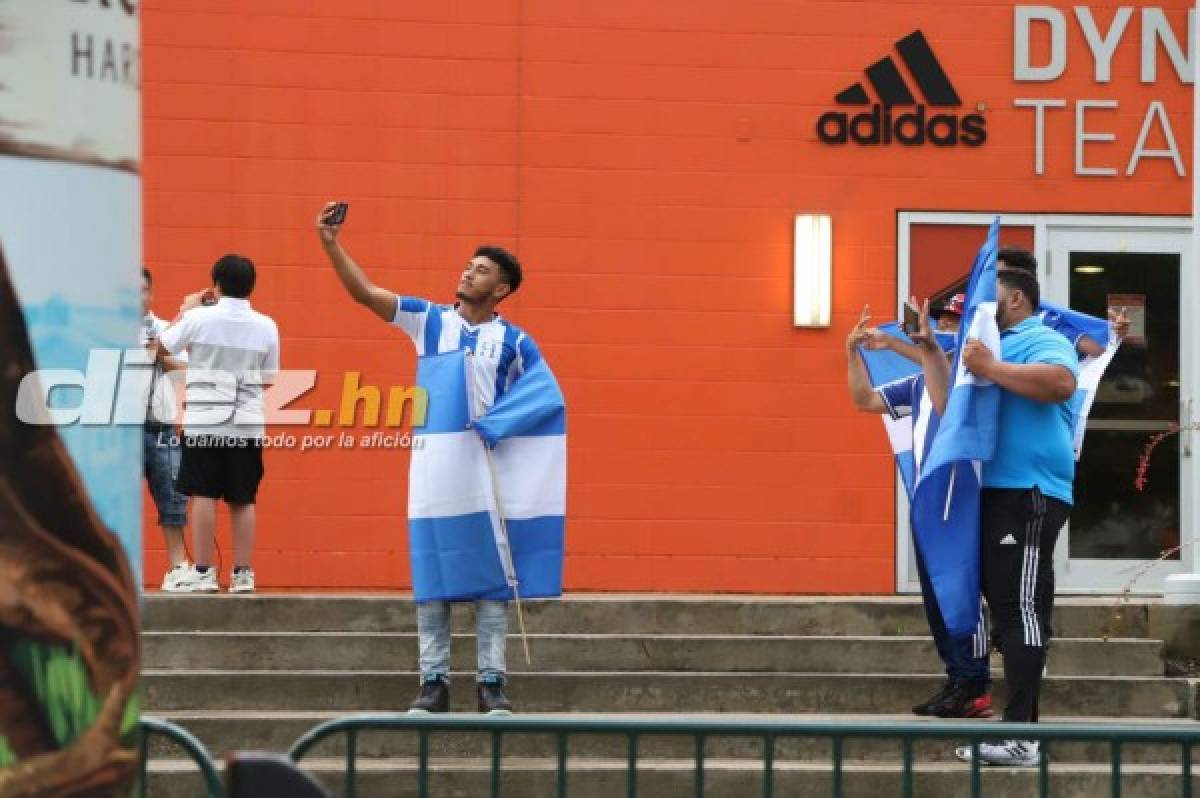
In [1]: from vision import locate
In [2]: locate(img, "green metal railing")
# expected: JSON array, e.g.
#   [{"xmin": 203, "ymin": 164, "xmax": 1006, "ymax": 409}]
[
  {"xmin": 287, "ymin": 714, "xmax": 1200, "ymax": 798},
  {"xmin": 139, "ymin": 716, "xmax": 223, "ymax": 798}
]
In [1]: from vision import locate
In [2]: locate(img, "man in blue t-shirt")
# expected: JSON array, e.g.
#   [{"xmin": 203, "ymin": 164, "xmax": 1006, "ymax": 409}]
[{"xmin": 934, "ymin": 266, "xmax": 1078, "ymax": 767}]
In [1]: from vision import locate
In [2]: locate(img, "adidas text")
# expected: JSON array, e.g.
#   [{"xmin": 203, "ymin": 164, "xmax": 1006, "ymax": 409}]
[{"xmin": 817, "ymin": 105, "xmax": 987, "ymax": 147}]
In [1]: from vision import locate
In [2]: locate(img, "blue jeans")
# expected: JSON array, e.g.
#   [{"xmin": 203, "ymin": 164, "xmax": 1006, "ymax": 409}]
[
  {"xmin": 417, "ymin": 600, "xmax": 508, "ymax": 684},
  {"xmin": 143, "ymin": 425, "xmax": 188, "ymax": 527},
  {"xmin": 913, "ymin": 543, "xmax": 990, "ymax": 687}
]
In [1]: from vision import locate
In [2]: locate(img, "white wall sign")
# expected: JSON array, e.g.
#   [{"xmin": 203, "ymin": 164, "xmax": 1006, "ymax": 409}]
[
  {"xmin": 0, "ymin": 0, "xmax": 140, "ymax": 169},
  {"xmin": 1012, "ymin": 5, "xmax": 1192, "ymax": 177}
]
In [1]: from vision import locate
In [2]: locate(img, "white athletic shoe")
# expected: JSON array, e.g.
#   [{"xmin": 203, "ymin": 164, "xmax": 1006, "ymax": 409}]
[
  {"xmin": 955, "ymin": 740, "xmax": 1041, "ymax": 767},
  {"xmin": 190, "ymin": 566, "xmax": 219, "ymax": 593},
  {"xmin": 229, "ymin": 568, "xmax": 256, "ymax": 594},
  {"xmin": 160, "ymin": 562, "xmax": 196, "ymax": 593}
]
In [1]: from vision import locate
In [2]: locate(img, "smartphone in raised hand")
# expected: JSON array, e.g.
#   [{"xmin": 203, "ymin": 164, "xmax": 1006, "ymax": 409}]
[{"xmin": 324, "ymin": 202, "xmax": 349, "ymax": 226}]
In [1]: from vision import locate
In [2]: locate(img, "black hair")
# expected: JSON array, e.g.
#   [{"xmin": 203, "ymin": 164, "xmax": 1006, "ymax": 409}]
[
  {"xmin": 997, "ymin": 246, "xmax": 1037, "ymax": 275},
  {"xmin": 997, "ymin": 267, "xmax": 1040, "ymax": 311},
  {"xmin": 474, "ymin": 245, "xmax": 522, "ymax": 295},
  {"xmin": 211, "ymin": 254, "xmax": 256, "ymax": 298},
  {"xmin": 142, "ymin": 267, "xmax": 151, "ymax": 285}
]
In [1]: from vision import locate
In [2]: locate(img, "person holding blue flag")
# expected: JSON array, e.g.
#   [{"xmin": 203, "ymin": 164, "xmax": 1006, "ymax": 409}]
[
  {"xmin": 316, "ymin": 202, "xmax": 566, "ymax": 716},
  {"xmin": 846, "ymin": 303, "xmax": 993, "ymax": 719},
  {"xmin": 920, "ymin": 265, "xmax": 1079, "ymax": 767}
]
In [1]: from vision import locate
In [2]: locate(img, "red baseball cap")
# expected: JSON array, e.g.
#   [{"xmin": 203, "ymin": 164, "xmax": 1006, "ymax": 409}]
[{"xmin": 932, "ymin": 293, "xmax": 965, "ymax": 318}]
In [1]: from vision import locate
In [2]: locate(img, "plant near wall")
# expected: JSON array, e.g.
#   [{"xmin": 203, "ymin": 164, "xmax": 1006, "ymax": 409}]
[
  {"xmin": 1100, "ymin": 424, "xmax": 1200, "ymax": 644},
  {"xmin": 1134, "ymin": 423, "xmax": 1187, "ymax": 492}
]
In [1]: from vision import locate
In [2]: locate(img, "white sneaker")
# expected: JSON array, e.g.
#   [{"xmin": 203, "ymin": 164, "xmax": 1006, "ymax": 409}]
[
  {"xmin": 955, "ymin": 740, "xmax": 1040, "ymax": 767},
  {"xmin": 161, "ymin": 562, "xmax": 196, "ymax": 593},
  {"xmin": 229, "ymin": 568, "xmax": 255, "ymax": 594},
  {"xmin": 190, "ymin": 566, "xmax": 219, "ymax": 593}
]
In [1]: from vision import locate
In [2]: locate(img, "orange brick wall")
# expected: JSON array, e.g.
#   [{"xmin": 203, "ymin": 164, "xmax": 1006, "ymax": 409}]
[{"xmin": 140, "ymin": 1, "xmax": 1193, "ymax": 591}]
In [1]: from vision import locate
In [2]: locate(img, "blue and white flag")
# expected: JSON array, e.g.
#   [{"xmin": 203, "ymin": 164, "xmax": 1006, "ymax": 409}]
[
  {"xmin": 1040, "ymin": 301, "xmax": 1111, "ymax": 349},
  {"xmin": 909, "ymin": 218, "xmax": 1002, "ymax": 639},
  {"xmin": 1038, "ymin": 301, "xmax": 1120, "ymax": 458},
  {"xmin": 1070, "ymin": 344, "xmax": 1119, "ymax": 459},
  {"xmin": 408, "ymin": 348, "xmax": 566, "ymax": 602}
]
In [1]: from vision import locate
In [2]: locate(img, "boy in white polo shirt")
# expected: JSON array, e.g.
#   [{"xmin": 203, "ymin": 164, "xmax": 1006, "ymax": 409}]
[{"xmin": 155, "ymin": 254, "xmax": 280, "ymax": 593}]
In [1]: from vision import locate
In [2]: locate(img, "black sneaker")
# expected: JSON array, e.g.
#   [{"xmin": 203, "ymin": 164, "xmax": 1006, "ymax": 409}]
[
  {"xmin": 930, "ymin": 682, "xmax": 994, "ymax": 719},
  {"xmin": 408, "ymin": 677, "xmax": 449, "ymax": 713},
  {"xmin": 912, "ymin": 680, "xmax": 954, "ymax": 716},
  {"xmin": 478, "ymin": 682, "xmax": 513, "ymax": 715}
]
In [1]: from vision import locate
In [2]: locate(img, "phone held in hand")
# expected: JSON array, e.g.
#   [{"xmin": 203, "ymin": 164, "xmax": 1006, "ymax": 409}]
[
  {"xmin": 902, "ymin": 300, "xmax": 920, "ymax": 335},
  {"xmin": 325, "ymin": 202, "xmax": 349, "ymax": 226}
]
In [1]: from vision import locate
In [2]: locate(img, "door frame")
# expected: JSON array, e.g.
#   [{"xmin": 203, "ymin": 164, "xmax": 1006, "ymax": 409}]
[{"xmin": 895, "ymin": 212, "xmax": 1195, "ymax": 595}]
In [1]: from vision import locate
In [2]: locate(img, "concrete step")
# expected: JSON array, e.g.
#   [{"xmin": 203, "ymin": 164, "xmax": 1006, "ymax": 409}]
[
  {"xmin": 145, "ymin": 757, "xmax": 1200, "ymax": 798},
  {"xmin": 146, "ymin": 711, "xmax": 1199, "ymax": 765},
  {"xmin": 141, "ymin": 594, "xmax": 1152, "ymax": 638},
  {"xmin": 142, "ymin": 671, "xmax": 1197, "ymax": 718},
  {"xmin": 141, "ymin": 632, "xmax": 1165, "ymax": 677}
]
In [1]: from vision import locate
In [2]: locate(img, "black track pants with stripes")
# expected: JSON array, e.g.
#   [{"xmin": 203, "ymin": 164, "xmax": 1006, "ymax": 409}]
[{"xmin": 980, "ymin": 487, "xmax": 1071, "ymax": 723}]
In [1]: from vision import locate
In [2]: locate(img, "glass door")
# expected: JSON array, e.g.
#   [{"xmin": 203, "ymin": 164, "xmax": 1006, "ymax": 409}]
[{"xmin": 1046, "ymin": 227, "xmax": 1195, "ymax": 593}]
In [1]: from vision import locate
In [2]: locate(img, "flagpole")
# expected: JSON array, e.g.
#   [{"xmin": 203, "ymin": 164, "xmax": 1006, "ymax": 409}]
[
  {"xmin": 466, "ymin": 352, "xmax": 533, "ymax": 665},
  {"xmin": 483, "ymin": 446, "xmax": 533, "ymax": 665},
  {"xmin": 943, "ymin": 463, "xmax": 956, "ymax": 522}
]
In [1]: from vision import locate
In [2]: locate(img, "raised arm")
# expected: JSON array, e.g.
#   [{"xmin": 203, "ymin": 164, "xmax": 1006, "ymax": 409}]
[
  {"xmin": 855, "ymin": 312, "xmax": 924, "ymax": 364},
  {"xmin": 909, "ymin": 298, "xmax": 951, "ymax": 415},
  {"xmin": 880, "ymin": 335, "xmax": 923, "ymax": 365},
  {"xmin": 316, "ymin": 202, "xmax": 398, "ymax": 323},
  {"xmin": 845, "ymin": 306, "xmax": 887, "ymax": 414},
  {"xmin": 1076, "ymin": 306, "xmax": 1131, "ymax": 357}
]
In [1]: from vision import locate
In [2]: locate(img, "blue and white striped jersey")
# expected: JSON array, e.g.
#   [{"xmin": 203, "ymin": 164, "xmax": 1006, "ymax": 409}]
[
  {"xmin": 391, "ymin": 296, "xmax": 543, "ymax": 413},
  {"xmin": 879, "ymin": 373, "xmax": 925, "ymax": 426}
]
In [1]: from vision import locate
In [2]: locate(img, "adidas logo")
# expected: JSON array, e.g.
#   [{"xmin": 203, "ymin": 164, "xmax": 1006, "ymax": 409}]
[
  {"xmin": 1000, "ymin": 534, "xmax": 1018, "ymax": 545},
  {"xmin": 817, "ymin": 30, "xmax": 987, "ymax": 148}
]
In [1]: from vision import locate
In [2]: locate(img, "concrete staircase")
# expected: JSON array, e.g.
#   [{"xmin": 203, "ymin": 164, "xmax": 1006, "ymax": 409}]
[{"xmin": 142, "ymin": 595, "xmax": 1200, "ymax": 797}]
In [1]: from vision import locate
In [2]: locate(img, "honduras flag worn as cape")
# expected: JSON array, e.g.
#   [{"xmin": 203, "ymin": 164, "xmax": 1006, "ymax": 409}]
[{"xmin": 408, "ymin": 348, "xmax": 566, "ymax": 602}]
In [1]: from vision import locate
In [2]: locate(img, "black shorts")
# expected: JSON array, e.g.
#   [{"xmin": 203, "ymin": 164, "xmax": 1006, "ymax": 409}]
[{"xmin": 176, "ymin": 435, "xmax": 264, "ymax": 505}]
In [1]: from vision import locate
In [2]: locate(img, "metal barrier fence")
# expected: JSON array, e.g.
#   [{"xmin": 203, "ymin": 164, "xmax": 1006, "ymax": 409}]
[
  {"xmin": 287, "ymin": 713, "xmax": 1200, "ymax": 798},
  {"xmin": 139, "ymin": 716, "xmax": 223, "ymax": 798}
]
